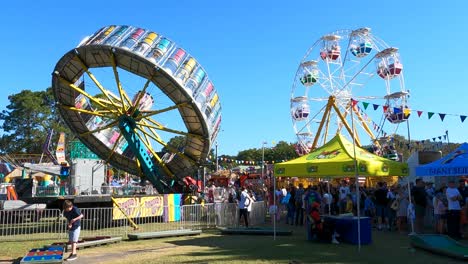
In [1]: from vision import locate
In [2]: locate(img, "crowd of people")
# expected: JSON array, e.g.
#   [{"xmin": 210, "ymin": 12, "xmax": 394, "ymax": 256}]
[{"xmin": 269, "ymin": 178, "xmax": 468, "ymax": 240}]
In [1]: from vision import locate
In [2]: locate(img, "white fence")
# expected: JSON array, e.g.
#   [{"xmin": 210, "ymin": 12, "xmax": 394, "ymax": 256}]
[{"xmin": 0, "ymin": 202, "xmax": 267, "ymax": 242}]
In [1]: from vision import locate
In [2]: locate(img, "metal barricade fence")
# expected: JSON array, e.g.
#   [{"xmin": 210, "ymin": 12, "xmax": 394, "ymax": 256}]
[
  {"xmin": 0, "ymin": 202, "xmax": 267, "ymax": 242},
  {"xmin": 0, "ymin": 208, "xmax": 66, "ymax": 242}
]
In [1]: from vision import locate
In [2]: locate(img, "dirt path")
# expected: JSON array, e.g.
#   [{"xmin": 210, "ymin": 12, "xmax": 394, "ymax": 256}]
[{"xmin": 72, "ymin": 244, "xmax": 179, "ymax": 264}]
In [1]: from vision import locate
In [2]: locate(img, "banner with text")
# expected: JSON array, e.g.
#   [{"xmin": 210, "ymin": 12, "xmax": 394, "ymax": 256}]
[{"xmin": 112, "ymin": 195, "xmax": 164, "ymax": 220}]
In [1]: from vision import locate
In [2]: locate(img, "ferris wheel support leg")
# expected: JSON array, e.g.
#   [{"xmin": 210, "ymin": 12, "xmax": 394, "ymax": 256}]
[
  {"xmin": 323, "ymin": 105, "xmax": 333, "ymax": 145},
  {"xmin": 331, "ymin": 99, "xmax": 361, "ymax": 147},
  {"xmin": 351, "ymin": 105, "xmax": 379, "ymax": 148},
  {"xmin": 312, "ymin": 97, "xmax": 334, "ymax": 149}
]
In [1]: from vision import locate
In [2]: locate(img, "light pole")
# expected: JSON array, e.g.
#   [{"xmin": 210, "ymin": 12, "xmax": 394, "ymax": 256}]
[
  {"xmin": 215, "ymin": 141, "xmax": 218, "ymax": 172},
  {"xmin": 261, "ymin": 141, "xmax": 267, "ymax": 179}
]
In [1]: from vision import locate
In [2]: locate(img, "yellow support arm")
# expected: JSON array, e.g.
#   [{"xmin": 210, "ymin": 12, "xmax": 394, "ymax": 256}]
[{"xmin": 111, "ymin": 197, "xmax": 139, "ymax": 230}]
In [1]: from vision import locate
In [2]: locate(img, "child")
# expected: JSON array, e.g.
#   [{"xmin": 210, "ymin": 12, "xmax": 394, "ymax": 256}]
[
  {"xmin": 434, "ymin": 192, "xmax": 447, "ymax": 234},
  {"xmin": 63, "ymin": 200, "xmax": 83, "ymax": 261},
  {"xmin": 407, "ymin": 197, "xmax": 416, "ymax": 234}
]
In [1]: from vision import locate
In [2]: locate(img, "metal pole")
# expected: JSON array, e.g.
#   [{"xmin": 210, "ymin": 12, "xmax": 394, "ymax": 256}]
[
  {"xmin": 273, "ymin": 166, "xmax": 276, "ymax": 241},
  {"xmin": 446, "ymin": 130, "xmax": 450, "ymax": 145},
  {"xmin": 262, "ymin": 142, "xmax": 266, "ymax": 179},
  {"xmin": 350, "ymin": 100, "xmax": 361, "ymax": 251},
  {"xmin": 406, "ymin": 118, "xmax": 415, "ymax": 234},
  {"xmin": 327, "ymin": 178, "xmax": 331, "ymax": 216},
  {"xmin": 215, "ymin": 142, "xmax": 218, "ymax": 172}
]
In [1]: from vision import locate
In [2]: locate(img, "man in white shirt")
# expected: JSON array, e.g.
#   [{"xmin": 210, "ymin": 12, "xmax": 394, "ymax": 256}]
[
  {"xmin": 446, "ymin": 180, "xmax": 462, "ymax": 239},
  {"xmin": 238, "ymin": 187, "xmax": 252, "ymax": 227},
  {"xmin": 339, "ymin": 181, "xmax": 350, "ymax": 214}
]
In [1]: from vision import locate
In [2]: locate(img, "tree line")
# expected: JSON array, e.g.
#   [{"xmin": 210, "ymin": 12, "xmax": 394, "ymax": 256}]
[{"xmin": 0, "ymin": 89, "xmax": 460, "ymax": 169}]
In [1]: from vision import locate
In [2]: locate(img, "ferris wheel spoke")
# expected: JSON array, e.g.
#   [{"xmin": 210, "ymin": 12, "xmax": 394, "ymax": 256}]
[
  {"xmin": 95, "ymin": 98, "xmax": 125, "ymax": 109},
  {"xmin": 137, "ymin": 120, "xmax": 204, "ymax": 139},
  {"xmin": 58, "ymin": 104, "xmax": 116, "ymax": 118},
  {"xmin": 109, "ymin": 52, "xmax": 133, "ymax": 110},
  {"xmin": 136, "ymin": 127, "xmax": 197, "ymax": 165},
  {"xmin": 129, "ymin": 77, "xmax": 152, "ymax": 116},
  {"xmin": 337, "ymin": 54, "xmax": 378, "ymax": 93},
  {"xmin": 105, "ymin": 133, "xmax": 123, "ymax": 162},
  {"xmin": 139, "ymin": 102, "xmax": 189, "ymax": 119},
  {"xmin": 135, "ymin": 132, "xmax": 174, "ymax": 177},
  {"xmin": 73, "ymin": 54, "xmax": 124, "ymax": 114},
  {"xmin": 56, "ymin": 75, "xmax": 120, "ymax": 118},
  {"xmin": 80, "ymin": 120, "xmax": 119, "ymax": 136}
]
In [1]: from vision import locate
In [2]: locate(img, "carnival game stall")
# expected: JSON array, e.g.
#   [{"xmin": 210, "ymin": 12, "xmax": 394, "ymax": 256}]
[
  {"xmin": 416, "ymin": 143, "xmax": 468, "ymax": 182},
  {"xmin": 274, "ymin": 134, "xmax": 408, "ymax": 245}
]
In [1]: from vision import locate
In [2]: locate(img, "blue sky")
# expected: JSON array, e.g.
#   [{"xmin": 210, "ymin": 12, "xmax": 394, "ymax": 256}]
[{"xmin": 1, "ymin": 0, "xmax": 467, "ymax": 156}]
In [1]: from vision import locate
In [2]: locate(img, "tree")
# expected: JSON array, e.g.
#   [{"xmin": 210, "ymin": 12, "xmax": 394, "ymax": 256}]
[
  {"xmin": 0, "ymin": 88, "xmax": 71, "ymax": 154},
  {"xmin": 161, "ymin": 136, "xmax": 186, "ymax": 153}
]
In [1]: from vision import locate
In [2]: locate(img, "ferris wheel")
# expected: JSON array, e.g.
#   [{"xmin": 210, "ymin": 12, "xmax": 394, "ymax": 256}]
[
  {"xmin": 52, "ymin": 25, "xmax": 221, "ymax": 191},
  {"xmin": 291, "ymin": 28, "xmax": 409, "ymax": 156}
]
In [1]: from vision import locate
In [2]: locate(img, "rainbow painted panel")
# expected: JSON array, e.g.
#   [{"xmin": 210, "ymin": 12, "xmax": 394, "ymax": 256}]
[{"xmin": 164, "ymin": 193, "xmax": 182, "ymax": 222}]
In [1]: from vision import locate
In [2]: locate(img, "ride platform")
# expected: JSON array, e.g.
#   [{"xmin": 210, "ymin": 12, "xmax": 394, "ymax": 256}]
[
  {"xmin": 51, "ymin": 236, "xmax": 122, "ymax": 250},
  {"xmin": 410, "ymin": 234, "xmax": 468, "ymax": 260},
  {"xmin": 20, "ymin": 246, "xmax": 64, "ymax": 264},
  {"xmin": 218, "ymin": 227, "xmax": 293, "ymax": 236},
  {"xmin": 127, "ymin": 229, "xmax": 202, "ymax": 240}
]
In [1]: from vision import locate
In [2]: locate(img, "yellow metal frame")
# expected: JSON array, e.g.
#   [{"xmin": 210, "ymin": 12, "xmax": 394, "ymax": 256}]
[
  {"xmin": 111, "ymin": 197, "xmax": 139, "ymax": 230},
  {"xmin": 311, "ymin": 96, "xmax": 378, "ymax": 150},
  {"xmin": 61, "ymin": 52, "xmax": 200, "ymax": 182}
]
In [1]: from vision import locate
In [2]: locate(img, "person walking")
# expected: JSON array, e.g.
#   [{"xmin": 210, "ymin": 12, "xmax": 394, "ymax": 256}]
[
  {"xmin": 446, "ymin": 180, "xmax": 462, "ymax": 239},
  {"xmin": 295, "ymin": 183, "xmax": 305, "ymax": 226},
  {"xmin": 238, "ymin": 186, "xmax": 253, "ymax": 228},
  {"xmin": 412, "ymin": 179, "xmax": 427, "ymax": 233},
  {"xmin": 63, "ymin": 200, "xmax": 83, "ymax": 261}
]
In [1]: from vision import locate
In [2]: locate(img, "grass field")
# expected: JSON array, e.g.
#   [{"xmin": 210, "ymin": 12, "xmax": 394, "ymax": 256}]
[{"xmin": 1, "ymin": 224, "xmax": 466, "ymax": 264}]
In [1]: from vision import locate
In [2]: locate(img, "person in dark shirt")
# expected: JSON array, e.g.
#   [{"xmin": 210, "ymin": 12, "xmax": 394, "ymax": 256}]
[
  {"xmin": 63, "ymin": 200, "xmax": 83, "ymax": 261},
  {"xmin": 458, "ymin": 179, "xmax": 468, "ymax": 207},
  {"xmin": 374, "ymin": 182, "xmax": 388, "ymax": 230},
  {"xmin": 412, "ymin": 178, "xmax": 427, "ymax": 233}
]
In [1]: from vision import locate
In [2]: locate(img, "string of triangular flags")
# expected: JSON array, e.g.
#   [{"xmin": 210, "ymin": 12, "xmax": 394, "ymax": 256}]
[
  {"xmin": 208, "ymin": 156, "xmax": 286, "ymax": 165},
  {"xmin": 352, "ymin": 99, "xmax": 467, "ymax": 123}
]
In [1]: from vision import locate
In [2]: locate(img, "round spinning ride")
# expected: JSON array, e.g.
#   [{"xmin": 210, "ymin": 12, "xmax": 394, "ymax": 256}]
[
  {"xmin": 291, "ymin": 28, "xmax": 409, "ymax": 156},
  {"xmin": 52, "ymin": 25, "xmax": 222, "ymax": 192}
]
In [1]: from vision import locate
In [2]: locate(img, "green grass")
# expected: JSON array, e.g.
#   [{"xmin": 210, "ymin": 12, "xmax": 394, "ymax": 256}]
[{"xmin": 1, "ymin": 224, "xmax": 466, "ymax": 264}]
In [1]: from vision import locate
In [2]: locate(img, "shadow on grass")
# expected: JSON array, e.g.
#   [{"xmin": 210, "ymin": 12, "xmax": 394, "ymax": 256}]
[{"xmin": 167, "ymin": 224, "xmax": 465, "ymax": 264}]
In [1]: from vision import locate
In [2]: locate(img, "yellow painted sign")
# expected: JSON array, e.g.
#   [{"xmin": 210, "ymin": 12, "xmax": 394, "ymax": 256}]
[{"xmin": 112, "ymin": 196, "xmax": 164, "ymax": 220}]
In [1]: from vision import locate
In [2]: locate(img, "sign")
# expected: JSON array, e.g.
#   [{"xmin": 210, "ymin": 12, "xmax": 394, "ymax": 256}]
[{"xmin": 112, "ymin": 196, "xmax": 164, "ymax": 220}]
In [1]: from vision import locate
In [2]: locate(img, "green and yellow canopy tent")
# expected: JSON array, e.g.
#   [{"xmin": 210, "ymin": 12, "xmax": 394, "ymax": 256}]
[{"xmin": 274, "ymin": 134, "xmax": 408, "ymax": 185}]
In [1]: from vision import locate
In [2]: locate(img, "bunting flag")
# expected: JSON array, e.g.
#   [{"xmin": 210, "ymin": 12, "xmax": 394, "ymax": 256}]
[
  {"xmin": 439, "ymin": 113, "xmax": 446, "ymax": 121},
  {"xmin": 354, "ymin": 99, "xmax": 468, "ymax": 123},
  {"xmin": 362, "ymin": 102, "xmax": 369, "ymax": 110},
  {"xmin": 438, "ymin": 136, "xmax": 442, "ymax": 140}
]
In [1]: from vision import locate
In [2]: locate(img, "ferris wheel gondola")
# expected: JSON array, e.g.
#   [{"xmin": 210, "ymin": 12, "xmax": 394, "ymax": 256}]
[{"xmin": 291, "ymin": 28, "xmax": 410, "ymax": 156}]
